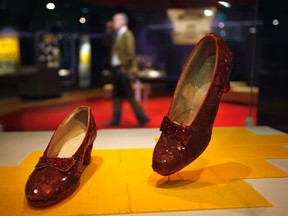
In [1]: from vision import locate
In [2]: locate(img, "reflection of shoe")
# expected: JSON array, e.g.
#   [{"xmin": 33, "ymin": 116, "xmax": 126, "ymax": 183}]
[
  {"xmin": 25, "ymin": 106, "xmax": 97, "ymax": 207},
  {"xmin": 152, "ymin": 33, "xmax": 233, "ymax": 176}
]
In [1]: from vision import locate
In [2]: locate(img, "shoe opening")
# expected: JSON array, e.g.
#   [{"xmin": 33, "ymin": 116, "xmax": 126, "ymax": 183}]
[
  {"xmin": 169, "ymin": 36, "xmax": 217, "ymax": 126},
  {"xmin": 47, "ymin": 107, "xmax": 89, "ymax": 158}
]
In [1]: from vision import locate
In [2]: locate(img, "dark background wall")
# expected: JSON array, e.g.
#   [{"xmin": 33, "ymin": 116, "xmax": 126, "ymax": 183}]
[{"xmin": 257, "ymin": 0, "xmax": 288, "ymax": 132}]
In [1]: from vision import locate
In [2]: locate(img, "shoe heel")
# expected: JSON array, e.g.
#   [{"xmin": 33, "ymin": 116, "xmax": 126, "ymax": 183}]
[{"xmin": 83, "ymin": 144, "xmax": 92, "ymax": 165}]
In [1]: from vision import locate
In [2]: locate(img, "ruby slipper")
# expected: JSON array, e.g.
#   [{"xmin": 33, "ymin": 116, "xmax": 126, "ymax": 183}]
[
  {"xmin": 25, "ymin": 106, "xmax": 97, "ymax": 207},
  {"xmin": 152, "ymin": 33, "xmax": 233, "ymax": 176}
]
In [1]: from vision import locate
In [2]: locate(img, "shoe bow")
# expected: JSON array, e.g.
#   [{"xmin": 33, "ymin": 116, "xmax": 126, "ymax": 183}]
[
  {"xmin": 35, "ymin": 156, "xmax": 76, "ymax": 172},
  {"xmin": 160, "ymin": 115, "xmax": 194, "ymax": 146}
]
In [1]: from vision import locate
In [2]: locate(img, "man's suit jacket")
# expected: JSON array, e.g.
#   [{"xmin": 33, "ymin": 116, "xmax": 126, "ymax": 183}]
[{"xmin": 112, "ymin": 29, "xmax": 138, "ymax": 78}]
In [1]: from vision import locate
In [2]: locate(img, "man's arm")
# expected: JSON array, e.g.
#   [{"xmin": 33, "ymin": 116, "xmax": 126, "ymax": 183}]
[{"xmin": 124, "ymin": 30, "xmax": 136, "ymax": 66}]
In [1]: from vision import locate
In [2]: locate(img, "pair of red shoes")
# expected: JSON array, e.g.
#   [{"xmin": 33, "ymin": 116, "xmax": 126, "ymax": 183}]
[{"xmin": 25, "ymin": 33, "xmax": 233, "ymax": 207}]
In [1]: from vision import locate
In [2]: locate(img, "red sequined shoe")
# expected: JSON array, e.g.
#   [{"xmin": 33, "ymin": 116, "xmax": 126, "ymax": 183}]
[
  {"xmin": 152, "ymin": 33, "xmax": 233, "ymax": 176},
  {"xmin": 25, "ymin": 106, "xmax": 97, "ymax": 207}
]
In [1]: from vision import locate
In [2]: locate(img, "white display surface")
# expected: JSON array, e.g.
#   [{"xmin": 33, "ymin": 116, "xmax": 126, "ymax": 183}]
[{"xmin": 0, "ymin": 127, "xmax": 287, "ymax": 216}]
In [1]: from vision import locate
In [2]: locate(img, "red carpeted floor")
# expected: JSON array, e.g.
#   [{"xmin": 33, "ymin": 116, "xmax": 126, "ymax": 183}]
[{"xmin": 0, "ymin": 96, "xmax": 257, "ymax": 131}]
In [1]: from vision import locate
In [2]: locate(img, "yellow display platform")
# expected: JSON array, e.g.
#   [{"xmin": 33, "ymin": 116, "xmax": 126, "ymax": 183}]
[{"xmin": 1, "ymin": 128, "xmax": 288, "ymax": 215}]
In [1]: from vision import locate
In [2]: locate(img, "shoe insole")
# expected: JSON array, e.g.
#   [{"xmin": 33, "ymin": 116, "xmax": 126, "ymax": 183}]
[
  {"xmin": 170, "ymin": 54, "xmax": 215, "ymax": 125},
  {"xmin": 48, "ymin": 118, "xmax": 87, "ymax": 158},
  {"xmin": 57, "ymin": 129, "xmax": 86, "ymax": 158}
]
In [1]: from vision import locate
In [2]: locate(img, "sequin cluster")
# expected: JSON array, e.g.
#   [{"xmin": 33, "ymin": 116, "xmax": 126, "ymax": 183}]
[
  {"xmin": 35, "ymin": 156, "xmax": 76, "ymax": 172},
  {"xmin": 160, "ymin": 115, "xmax": 193, "ymax": 145}
]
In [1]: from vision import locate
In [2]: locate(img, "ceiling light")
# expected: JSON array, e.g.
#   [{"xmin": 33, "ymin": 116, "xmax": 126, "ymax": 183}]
[
  {"xmin": 218, "ymin": 1, "xmax": 231, "ymax": 8},
  {"xmin": 46, "ymin": 2, "xmax": 55, "ymax": 10},
  {"xmin": 218, "ymin": 22, "xmax": 225, "ymax": 28},
  {"xmin": 204, "ymin": 9, "xmax": 214, "ymax": 17},
  {"xmin": 79, "ymin": 17, "xmax": 86, "ymax": 24},
  {"xmin": 81, "ymin": 7, "xmax": 89, "ymax": 14},
  {"xmin": 220, "ymin": 30, "xmax": 226, "ymax": 37},
  {"xmin": 249, "ymin": 27, "xmax": 257, "ymax": 34},
  {"xmin": 272, "ymin": 19, "xmax": 279, "ymax": 26}
]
